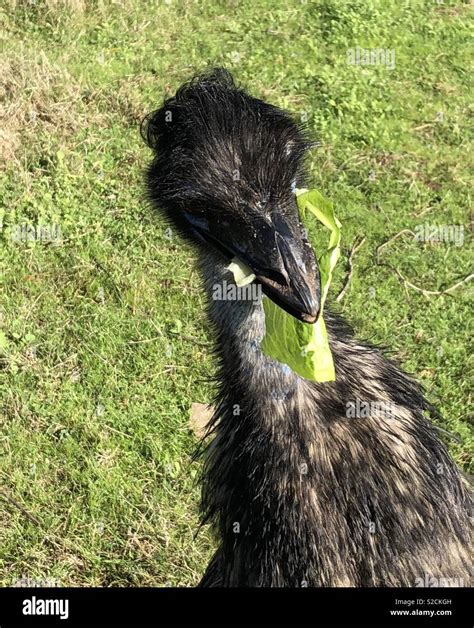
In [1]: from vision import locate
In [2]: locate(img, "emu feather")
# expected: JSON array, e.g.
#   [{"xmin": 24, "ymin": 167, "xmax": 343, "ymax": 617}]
[{"xmin": 142, "ymin": 68, "xmax": 472, "ymax": 587}]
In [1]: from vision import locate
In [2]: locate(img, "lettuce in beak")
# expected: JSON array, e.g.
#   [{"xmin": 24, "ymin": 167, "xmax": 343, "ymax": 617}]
[{"xmin": 227, "ymin": 188, "xmax": 341, "ymax": 383}]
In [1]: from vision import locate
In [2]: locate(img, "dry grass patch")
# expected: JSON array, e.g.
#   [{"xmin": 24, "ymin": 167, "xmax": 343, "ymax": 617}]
[{"xmin": 0, "ymin": 51, "xmax": 90, "ymax": 168}]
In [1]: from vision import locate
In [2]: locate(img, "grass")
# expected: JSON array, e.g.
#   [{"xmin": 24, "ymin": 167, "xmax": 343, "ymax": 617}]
[{"xmin": 0, "ymin": 0, "xmax": 472, "ymax": 586}]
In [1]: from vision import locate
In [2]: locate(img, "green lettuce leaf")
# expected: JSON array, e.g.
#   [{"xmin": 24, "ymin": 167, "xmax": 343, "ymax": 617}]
[{"xmin": 260, "ymin": 188, "xmax": 341, "ymax": 382}]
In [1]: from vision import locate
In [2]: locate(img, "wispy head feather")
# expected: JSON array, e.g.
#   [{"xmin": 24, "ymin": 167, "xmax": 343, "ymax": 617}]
[{"xmin": 142, "ymin": 68, "xmax": 312, "ymax": 223}]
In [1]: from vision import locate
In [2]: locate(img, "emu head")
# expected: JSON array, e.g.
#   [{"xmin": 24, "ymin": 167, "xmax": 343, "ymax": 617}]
[{"xmin": 142, "ymin": 68, "xmax": 320, "ymax": 323}]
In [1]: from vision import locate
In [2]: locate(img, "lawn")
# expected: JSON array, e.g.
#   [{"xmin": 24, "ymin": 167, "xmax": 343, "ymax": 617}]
[{"xmin": 0, "ymin": 0, "xmax": 472, "ymax": 586}]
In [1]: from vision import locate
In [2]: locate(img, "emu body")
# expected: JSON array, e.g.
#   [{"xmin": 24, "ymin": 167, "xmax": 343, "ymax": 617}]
[
  {"xmin": 143, "ymin": 69, "xmax": 472, "ymax": 587},
  {"xmin": 198, "ymin": 254, "xmax": 470, "ymax": 586}
]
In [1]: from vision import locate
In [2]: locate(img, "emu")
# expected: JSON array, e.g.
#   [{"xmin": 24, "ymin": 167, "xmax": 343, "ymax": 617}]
[{"xmin": 142, "ymin": 68, "xmax": 471, "ymax": 587}]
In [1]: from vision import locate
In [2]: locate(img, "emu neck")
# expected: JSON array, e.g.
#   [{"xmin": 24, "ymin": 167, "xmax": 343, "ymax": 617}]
[
  {"xmin": 199, "ymin": 252, "xmax": 299, "ymax": 398},
  {"xmin": 197, "ymin": 251, "xmax": 470, "ymax": 588}
]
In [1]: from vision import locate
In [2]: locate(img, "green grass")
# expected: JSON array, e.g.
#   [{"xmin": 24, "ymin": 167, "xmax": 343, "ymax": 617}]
[{"xmin": 0, "ymin": 0, "xmax": 472, "ymax": 586}]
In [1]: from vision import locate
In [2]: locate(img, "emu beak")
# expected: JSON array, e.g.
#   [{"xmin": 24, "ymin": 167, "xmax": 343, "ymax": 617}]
[
  {"xmin": 251, "ymin": 212, "xmax": 321, "ymax": 324},
  {"xmin": 184, "ymin": 209, "xmax": 321, "ymax": 323}
]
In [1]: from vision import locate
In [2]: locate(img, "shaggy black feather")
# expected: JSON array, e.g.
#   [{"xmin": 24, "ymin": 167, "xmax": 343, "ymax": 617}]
[
  {"xmin": 143, "ymin": 68, "xmax": 472, "ymax": 587},
  {"xmin": 142, "ymin": 68, "xmax": 312, "ymax": 248}
]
